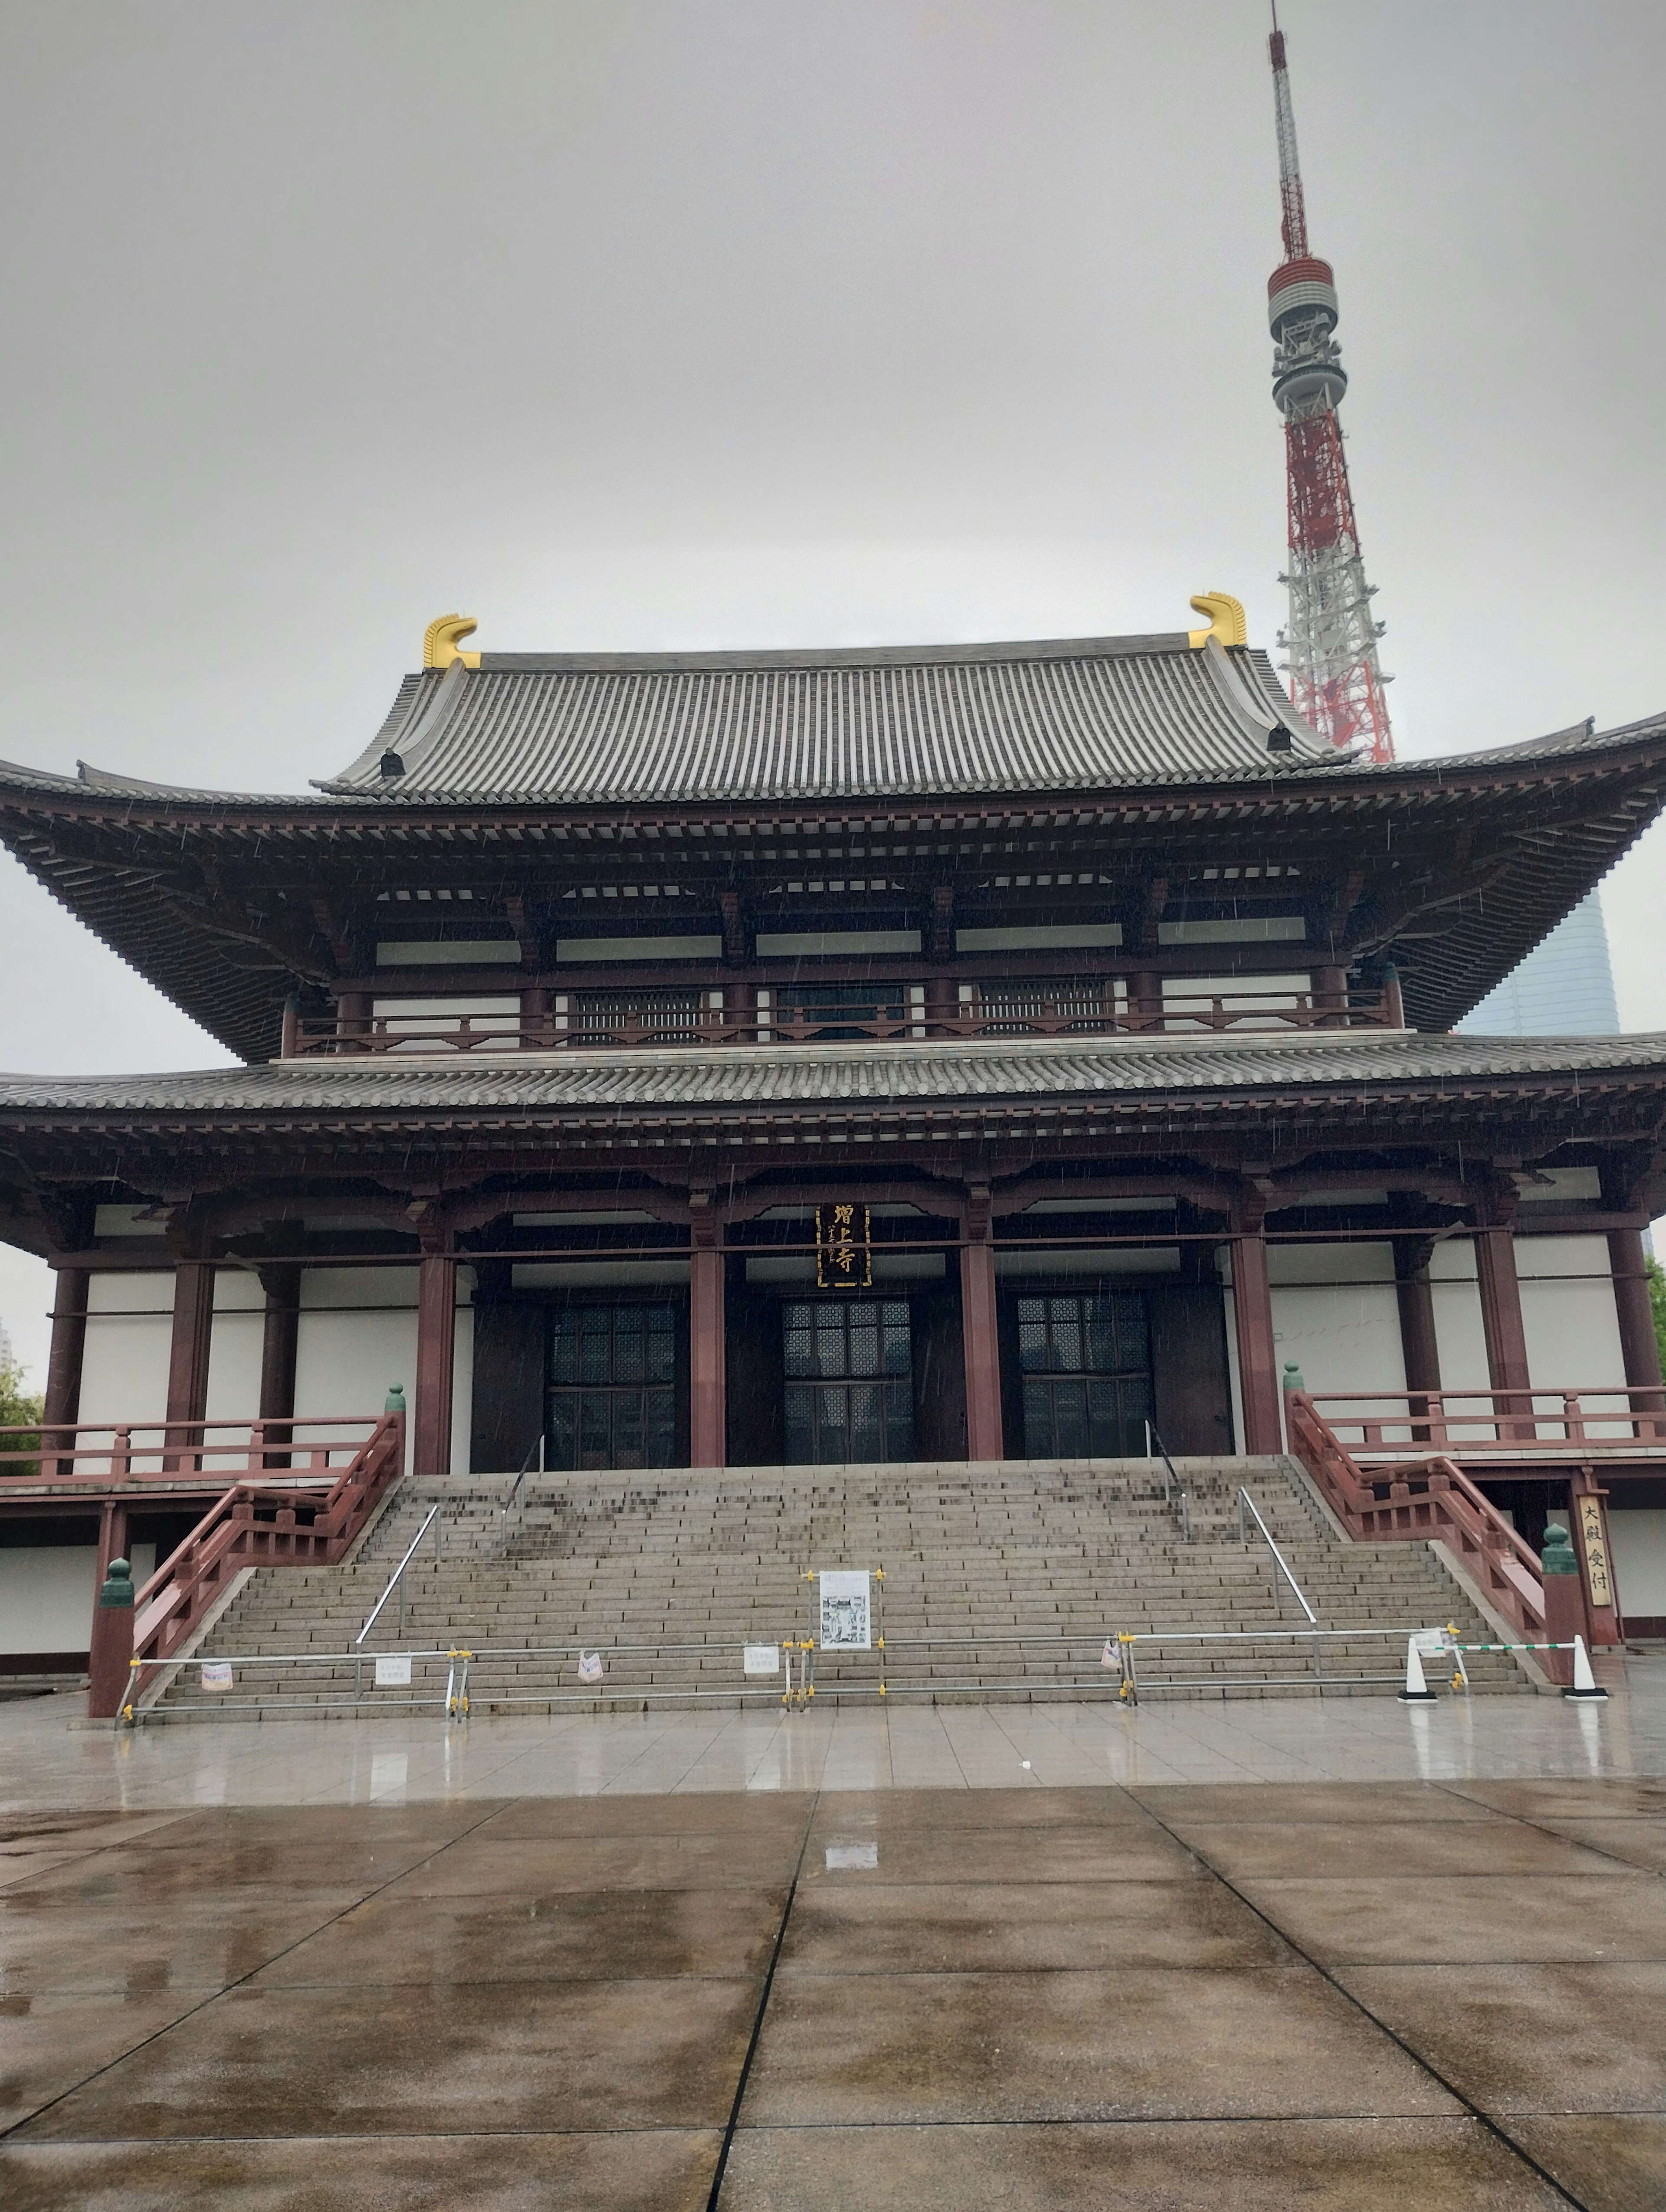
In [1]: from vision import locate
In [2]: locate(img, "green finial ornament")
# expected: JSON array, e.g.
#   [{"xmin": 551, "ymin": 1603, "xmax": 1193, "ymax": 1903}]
[{"xmin": 98, "ymin": 1558, "xmax": 134, "ymax": 1609}]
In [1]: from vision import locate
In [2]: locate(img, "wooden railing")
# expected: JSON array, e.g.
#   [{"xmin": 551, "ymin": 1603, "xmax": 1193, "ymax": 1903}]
[
  {"xmin": 286, "ymin": 987, "xmax": 1396, "ymax": 1058},
  {"xmin": 1284, "ymin": 1390, "xmax": 1546, "ymax": 1642},
  {"xmin": 125, "ymin": 1410, "xmax": 405, "ymax": 1705},
  {"xmin": 1300, "ymin": 1386, "xmax": 1666, "ymax": 1456},
  {"xmin": 0, "ymin": 1414, "xmax": 400, "ymax": 1487}
]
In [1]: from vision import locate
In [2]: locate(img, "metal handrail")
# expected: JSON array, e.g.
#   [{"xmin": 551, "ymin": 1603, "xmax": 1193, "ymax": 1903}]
[
  {"xmin": 1236, "ymin": 1486, "xmax": 1318, "ymax": 1624},
  {"xmin": 356, "ymin": 1505, "xmax": 441, "ymax": 1646},
  {"xmin": 498, "ymin": 1433, "xmax": 544, "ymax": 1550},
  {"xmin": 1143, "ymin": 1419, "xmax": 1192, "ymax": 1541}
]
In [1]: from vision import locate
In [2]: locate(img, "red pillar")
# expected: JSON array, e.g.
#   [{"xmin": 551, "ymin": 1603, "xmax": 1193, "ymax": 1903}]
[
  {"xmin": 690, "ymin": 1253, "xmax": 726, "ymax": 1470},
  {"xmin": 1607, "ymin": 1226, "xmax": 1662, "ymax": 1391},
  {"xmin": 1474, "ymin": 1210, "xmax": 1533, "ymax": 1442},
  {"xmin": 961, "ymin": 1188, "xmax": 1004, "ymax": 1462},
  {"xmin": 43, "ymin": 1265, "xmax": 89, "ymax": 1476},
  {"xmin": 87, "ymin": 1546, "xmax": 136, "ymax": 1721},
  {"xmin": 1394, "ymin": 1238, "xmax": 1442, "ymax": 1394},
  {"xmin": 164, "ymin": 1258, "xmax": 215, "ymax": 1468},
  {"xmin": 414, "ymin": 1247, "xmax": 456, "ymax": 1477},
  {"xmin": 1231, "ymin": 1217, "xmax": 1282, "ymax": 1456}
]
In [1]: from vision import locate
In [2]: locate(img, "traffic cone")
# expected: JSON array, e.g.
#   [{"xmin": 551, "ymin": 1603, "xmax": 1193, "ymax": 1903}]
[
  {"xmin": 1563, "ymin": 1635, "xmax": 1609, "ymax": 1702},
  {"xmin": 1399, "ymin": 1636, "xmax": 1438, "ymax": 1703}
]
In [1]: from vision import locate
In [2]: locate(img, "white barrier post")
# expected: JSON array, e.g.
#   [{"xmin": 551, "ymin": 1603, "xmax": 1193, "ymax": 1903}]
[
  {"xmin": 1399, "ymin": 1636, "xmax": 1438, "ymax": 1703},
  {"xmin": 1564, "ymin": 1635, "xmax": 1609, "ymax": 1703}
]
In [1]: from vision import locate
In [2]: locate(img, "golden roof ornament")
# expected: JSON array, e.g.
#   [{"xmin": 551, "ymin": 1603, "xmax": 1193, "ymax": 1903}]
[
  {"xmin": 1187, "ymin": 591, "xmax": 1248, "ymax": 649},
  {"xmin": 423, "ymin": 614, "xmax": 481, "ymax": 670}
]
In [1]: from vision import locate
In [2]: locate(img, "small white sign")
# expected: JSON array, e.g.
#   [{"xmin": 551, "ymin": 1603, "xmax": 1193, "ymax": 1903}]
[
  {"xmin": 577, "ymin": 1650, "xmax": 605, "ymax": 1684},
  {"xmin": 817, "ymin": 1569, "xmax": 872, "ymax": 1651},
  {"xmin": 743, "ymin": 1644, "xmax": 780, "ymax": 1677},
  {"xmin": 199, "ymin": 1660, "xmax": 233, "ymax": 1693},
  {"xmin": 825, "ymin": 1841, "xmax": 879, "ymax": 1870},
  {"xmin": 374, "ymin": 1652, "xmax": 413, "ymax": 1688},
  {"xmin": 1101, "ymin": 1639, "xmax": 1118, "ymax": 1670},
  {"xmin": 1411, "ymin": 1628, "xmax": 1452, "ymax": 1660}
]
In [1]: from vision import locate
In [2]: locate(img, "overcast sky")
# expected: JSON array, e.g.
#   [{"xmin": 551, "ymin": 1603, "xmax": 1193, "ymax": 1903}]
[{"xmin": 1, "ymin": 0, "xmax": 1663, "ymax": 1379}]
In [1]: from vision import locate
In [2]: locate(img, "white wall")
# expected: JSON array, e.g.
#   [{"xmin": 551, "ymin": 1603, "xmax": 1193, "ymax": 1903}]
[
  {"xmin": 0, "ymin": 1541, "xmax": 155, "ymax": 1655},
  {"xmin": 1269, "ymin": 1242, "xmax": 1406, "ymax": 1397},
  {"xmin": 294, "ymin": 1266, "xmax": 419, "ymax": 1464},
  {"xmin": 78, "ymin": 1272, "xmax": 174, "ymax": 1426},
  {"xmin": 204, "ymin": 1267, "xmax": 266, "ymax": 1421},
  {"xmin": 1610, "ymin": 1511, "xmax": 1666, "ymax": 1619},
  {"xmin": 1429, "ymin": 1240, "xmax": 1492, "ymax": 1394},
  {"xmin": 291, "ymin": 1265, "xmax": 474, "ymax": 1475},
  {"xmin": 1517, "ymin": 1236, "xmax": 1627, "ymax": 1394}
]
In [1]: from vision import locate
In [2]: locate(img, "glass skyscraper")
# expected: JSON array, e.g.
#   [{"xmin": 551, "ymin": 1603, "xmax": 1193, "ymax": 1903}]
[{"xmin": 1459, "ymin": 891, "xmax": 1620, "ymax": 1037}]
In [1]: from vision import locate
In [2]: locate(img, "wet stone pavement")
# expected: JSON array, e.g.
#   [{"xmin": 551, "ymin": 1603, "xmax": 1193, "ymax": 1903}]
[{"xmin": 0, "ymin": 1778, "xmax": 1662, "ymax": 2209}]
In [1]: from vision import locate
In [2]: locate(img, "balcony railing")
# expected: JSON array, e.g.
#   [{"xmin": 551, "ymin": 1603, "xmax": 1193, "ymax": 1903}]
[
  {"xmin": 0, "ymin": 1414, "xmax": 398, "ymax": 1489},
  {"xmin": 285, "ymin": 985, "xmax": 1397, "ymax": 1058},
  {"xmin": 1296, "ymin": 1386, "xmax": 1666, "ymax": 1457}
]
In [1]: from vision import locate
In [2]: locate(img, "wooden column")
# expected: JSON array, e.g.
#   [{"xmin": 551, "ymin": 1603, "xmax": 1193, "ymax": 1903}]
[
  {"xmin": 1230, "ymin": 1209, "xmax": 1282, "ymax": 1456},
  {"xmin": 1130, "ymin": 970, "xmax": 1162, "ymax": 1033},
  {"xmin": 689, "ymin": 1195, "xmax": 726, "ymax": 1469},
  {"xmin": 94, "ymin": 1497, "xmax": 129, "ymax": 1591},
  {"xmin": 1394, "ymin": 1236, "xmax": 1442, "ymax": 1444},
  {"xmin": 925, "ymin": 974, "xmax": 958, "ymax": 1038},
  {"xmin": 257, "ymin": 1263, "xmax": 302, "ymax": 1421},
  {"xmin": 1394, "ymin": 1238, "xmax": 1442, "ymax": 1384},
  {"xmin": 164, "ymin": 1257, "xmax": 215, "ymax": 1468},
  {"xmin": 336, "ymin": 991, "xmax": 372, "ymax": 1051},
  {"xmin": 414, "ymin": 1243, "xmax": 456, "ymax": 1477},
  {"xmin": 1607, "ymin": 1227, "xmax": 1662, "ymax": 1391},
  {"xmin": 1475, "ymin": 1198, "xmax": 1533, "ymax": 1442},
  {"xmin": 1313, "ymin": 964, "xmax": 1348, "ymax": 1024},
  {"xmin": 960, "ymin": 1187, "xmax": 1004, "ymax": 1462},
  {"xmin": 42, "ymin": 1266, "xmax": 89, "ymax": 1474}
]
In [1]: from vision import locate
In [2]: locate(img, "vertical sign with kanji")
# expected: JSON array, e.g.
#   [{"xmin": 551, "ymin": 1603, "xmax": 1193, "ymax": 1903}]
[
  {"xmin": 816, "ymin": 1203, "xmax": 871, "ymax": 1289},
  {"xmin": 1578, "ymin": 1495, "xmax": 1614, "ymax": 1610}
]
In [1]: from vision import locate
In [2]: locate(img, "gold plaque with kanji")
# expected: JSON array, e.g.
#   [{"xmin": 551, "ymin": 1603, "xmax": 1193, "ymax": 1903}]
[{"xmin": 816, "ymin": 1203, "xmax": 871, "ymax": 1289}]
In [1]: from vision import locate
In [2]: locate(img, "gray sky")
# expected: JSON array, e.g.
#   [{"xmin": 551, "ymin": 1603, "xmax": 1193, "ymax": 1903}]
[{"xmin": 1, "ymin": 0, "xmax": 1663, "ymax": 1378}]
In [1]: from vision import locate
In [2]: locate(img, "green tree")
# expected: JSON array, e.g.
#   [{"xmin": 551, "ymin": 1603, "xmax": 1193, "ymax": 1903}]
[
  {"xmin": 0, "ymin": 1354, "xmax": 42, "ymax": 1476},
  {"xmin": 1649, "ymin": 1257, "xmax": 1666, "ymax": 1378}
]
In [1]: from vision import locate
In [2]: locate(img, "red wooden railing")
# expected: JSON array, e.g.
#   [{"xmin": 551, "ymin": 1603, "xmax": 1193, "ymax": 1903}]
[
  {"xmin": 0, "ymin": 1414, "xmax": 399, "ymax": 1487},
  {"xmin": 1284, "ymin": 1390, "xmax": 1546, "ymax": 1642},
  {"xmin": 1300, "ymin": 1386, "xmax": 1666, "ymax": 1457},
  {"xmin": 286, "ymin": 986, "xmax": 1395, "ymax": 1058},
  {"xmin": 124, "ymin": 1410, "xmax": 405, "ymax": 1709}
]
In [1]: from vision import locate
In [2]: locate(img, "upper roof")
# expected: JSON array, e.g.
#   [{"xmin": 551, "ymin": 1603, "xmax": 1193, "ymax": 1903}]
[
  {"xmin": 314, "ymin": 634, "xmax": 1345, "ymax": 802},
  {"xmin": 0, "ymin": 625, "xmax": 1649, "ymax": 815}
]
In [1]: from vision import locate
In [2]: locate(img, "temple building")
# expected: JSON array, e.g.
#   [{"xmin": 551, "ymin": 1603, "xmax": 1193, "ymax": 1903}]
[{"xmin": 4, "ymin": 595, "xmax": 1666, "ymax": 1660}]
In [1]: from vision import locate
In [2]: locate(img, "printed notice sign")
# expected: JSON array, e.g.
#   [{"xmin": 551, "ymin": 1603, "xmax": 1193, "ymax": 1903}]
[
  {"xmin": 1579, "ymin": 1497, "xmax": 1614, "ymax": 1609},
  {"xmin": 374, "ymin": 1653, "xmax": 413, "ymax": 1688},
  {"xmin": 200, "ymin": 1660, "xmax": 233, "ymax": 1692},
  {"xmin": 818, "ymin": 1570, "xmax": 872, "ymax": 1651},
  {"xmin": 742, "ymin": 1644, "xmax": 780, "ymax": 1677}
]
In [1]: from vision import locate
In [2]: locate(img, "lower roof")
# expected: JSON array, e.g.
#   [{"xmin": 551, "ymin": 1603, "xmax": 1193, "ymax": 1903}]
[{"xmin": 2, "ymin": 1031, "xmax": 1663, "ymax": 1122}]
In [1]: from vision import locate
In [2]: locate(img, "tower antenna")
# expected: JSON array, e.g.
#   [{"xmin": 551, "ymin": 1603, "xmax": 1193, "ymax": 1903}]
[{"xmin": 1266, "ymin": 14, "xmax": 1394, "ymax": 760}]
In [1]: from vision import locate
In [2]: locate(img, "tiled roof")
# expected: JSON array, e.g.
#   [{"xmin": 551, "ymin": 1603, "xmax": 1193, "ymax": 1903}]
[
  {"xmin": 3, "ymin": 1031, "xmax": 1662, "ymax": 1122},
  {"xmin": 317, "ymin": 636, "xmax": 1348, "ymax": 802}
]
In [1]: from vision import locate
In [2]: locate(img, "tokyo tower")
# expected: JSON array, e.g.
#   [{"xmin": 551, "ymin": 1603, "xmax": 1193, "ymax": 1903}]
[{"xmin": 1266, "ymin": 12, "xmax": 1394, "ymax": 760}]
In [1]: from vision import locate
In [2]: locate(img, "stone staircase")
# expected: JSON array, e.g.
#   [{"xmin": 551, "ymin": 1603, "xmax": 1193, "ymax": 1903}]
[{"xmin": 149, "ymin": 1456, "xmax": 1532, "ymax": 1717}]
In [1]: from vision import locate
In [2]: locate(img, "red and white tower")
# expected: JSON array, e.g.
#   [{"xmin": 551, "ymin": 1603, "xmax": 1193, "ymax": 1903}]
[{"xmin": 1267, "ymin": 14, "xmax": 1394, "ymax": 760}]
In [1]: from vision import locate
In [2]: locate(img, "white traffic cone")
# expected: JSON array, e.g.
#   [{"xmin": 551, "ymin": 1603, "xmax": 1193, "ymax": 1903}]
[
  {"xmin": 1563, "ymin": 1634, "xmax": 1609, "ymax": 1702},
  {"xmin": 1399, "ymin": 1636, "xmax": 1438, "ymax": 1703}
]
